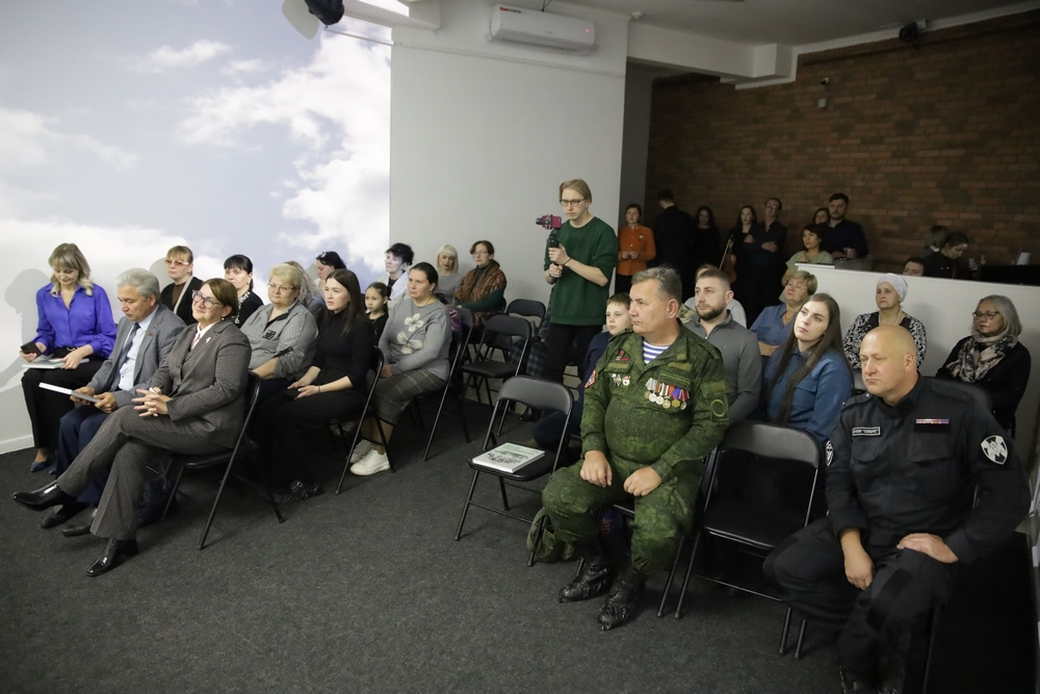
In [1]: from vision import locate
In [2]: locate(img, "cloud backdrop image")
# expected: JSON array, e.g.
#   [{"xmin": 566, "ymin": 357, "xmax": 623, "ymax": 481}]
[{"xmin": 0, "ymin": 2, "xmax": 390, "ymax": 451}]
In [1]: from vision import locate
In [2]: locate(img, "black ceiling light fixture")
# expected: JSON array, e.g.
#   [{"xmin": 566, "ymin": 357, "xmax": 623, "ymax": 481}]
[
  {"xmin": 304, "ymin": 0, "xmax": 345, "ymax": 26},
  {"xmin": 899, "ymin": 19, "xmax": 927, "ymax": 46}
]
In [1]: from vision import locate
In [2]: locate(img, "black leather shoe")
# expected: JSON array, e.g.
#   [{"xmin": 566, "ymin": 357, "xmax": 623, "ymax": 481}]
[
  {"xmin": 597, "ymin": 570, "xmax": 646, "ymax": 631},
  {"xmin": 559, "ymin": 558, "xmax": 613, "ymax": 603},
  {"xmin": 61, "ymin": 523, "xmax": 91, "ymax": 538},
  {"xmin": 86, "ymin": 538, "xmax": 139, "ymax": 577},
  {"xmin": 40, "ymin": 501, "xmax": 88, "ymax": 529},
  {"xmin": 839, "ymin": 666, "xmax": 878, "ymax": 694},
  {"xmin": 12, "ymin": 484, "xmax": 75, "ymax": 510}
]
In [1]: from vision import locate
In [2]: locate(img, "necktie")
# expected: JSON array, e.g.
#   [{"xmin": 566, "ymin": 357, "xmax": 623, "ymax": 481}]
[{"xmin": 109, "ymin": 322, "xmax": 140, "ymax": 391}]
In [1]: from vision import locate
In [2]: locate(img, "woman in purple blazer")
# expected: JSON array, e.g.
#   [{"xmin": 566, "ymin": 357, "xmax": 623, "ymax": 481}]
[{"xmin": 19, "ymin": 244, "xmax": 116, "ymax": 472}]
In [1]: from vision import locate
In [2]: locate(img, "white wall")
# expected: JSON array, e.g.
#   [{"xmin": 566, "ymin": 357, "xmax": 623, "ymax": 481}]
[
  {"xmin": 800, "ymin": 264, "xmax": 1040, "ymax": 459},
  {"xmin": 390, "ymin": 0, "xmax": 629, "ymax": 304}
]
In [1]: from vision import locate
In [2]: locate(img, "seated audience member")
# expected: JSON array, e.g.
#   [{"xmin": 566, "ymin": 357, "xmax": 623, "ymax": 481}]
[
  {"xmin": 616, "ymin": 203, "xmax": 656, "ymax": 295},
  {"xmin": 384, "ymin": 242, "xmax": 414, "ymax": 303},
  {"xmin": 750, "ymin": 270, "xmax": 816, "ymax": 357},
  {"xmin": 14, "ymin": 279, "xmax": 251, "ymax": 576},
  {"xmin": 685, "ymin": 264, "xmax": 747, "ymax": 327},
  {"xmin": 812, "ymin": 207, "xmax": 830, "ymax": 226},
  {"xmin": 286, "ymin": 260, "xmax": 325, "ymax": 318},
  {"xmin": 159, "ymin": 245, "xmax": 203, "ymax": 325},
  {"xmin": 241, "ymin": 263, "xmax": 318, "ymax": 400},
  {"xmin": 843, "ymin": 274, "xmax": 927, "ymax": 370},
  {"xmin": 20, "ymin": 243, "xmax": 117, "ymax": 473},
  {"xmin": 454, "ymin": 240, "xmax": 507, "ymax": 323},
  {"xmin": 821, "ymin": 193, "xmax": 868, "ymax": 260},
  {"xmin": 315, "ymin": 250, "xmax": 346, "ymax": 286},
  {"xmin": 350, "ymin": 262, "xmax": 450, "ymax": 476},
  {"xmin": 937, "ymin": 295, "xmax": 1030, "ymax": 434},
  {"xmin": 434, "ymin": 244, "xmax": 463, "ymax": 299},
  {"xmin": 785, "ymin": 224, "xmax": 834, "ymax": 275},
  {"xmin": 541, "ymin": 267, "xmax": 728, "ymax": 630},
  {"xmin": 365, "ymin": 281, "xmax": 390, "ymax": 346},
  {"xmin": 692, "ymin": 206, "xmax": 721, "ymax": 274},
  {"xmin": 252, "ymin": 269, "xmax": 369, "ymax": 499},
  {"xmin": 922, "ymin": 231, "xmax": 970, "ymax": 279},
  {"xmin": 765, "ymin": 325, "xmax": 1028, "ymax": 694},
  {"xmin": 224, "ymin": 254, "xmax": 263, "ymax": 328},
  {"xmin": 902, "ymin": 256, "xmax": 926, "ymax": 276},
  {"xmin": 46, "ymin": 269, "xmax": 184, "ymax": 531},
  {"xmin": 533, "ymin": 293, "xmax": 631, "ymax": 451},
  {"xmin": 684, "ymin": 270, "xmax": 762, "ymax": 422},
  {"xmin": 762, "ymin": 293, "xmax": 852, "ymax": 444}
]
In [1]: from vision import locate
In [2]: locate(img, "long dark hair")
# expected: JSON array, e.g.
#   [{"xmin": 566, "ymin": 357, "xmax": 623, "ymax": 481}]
[
  {"xmin": 735, "ymin": 204, "xmax": 757, "ymax": 229},
  {"xmin": 695, "ymin": 205, "xmax": 717, "ymax": 231},
  {"xmin": 322, "ymin": 268, "xmax": 363, "ymax": 335},
  {"xmin": 766, "ymin": 293, "xmax": 849, "ymax": 424}
]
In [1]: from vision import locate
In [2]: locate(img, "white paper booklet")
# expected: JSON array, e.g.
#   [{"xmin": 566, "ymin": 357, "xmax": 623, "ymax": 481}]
[{"xmin": 472, "ymin": 442, "xmax": 545, "ymax": 473}]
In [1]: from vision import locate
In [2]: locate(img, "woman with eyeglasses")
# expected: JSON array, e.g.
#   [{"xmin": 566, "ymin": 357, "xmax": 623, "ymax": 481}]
[
  {"xmin": 842, "ymin": 274, "xmax": 927, "ymax": 370},
  {"xmin": 253, "ymin": 268, "xmax": 372, "ymax": 499},
  {"xmin": 159, "ymin": 245, "xmax": 203, "ymax": 325},
  {"xmin": 13, "ymin": 278, "xmax": 251, "ymax": 576},
  {"xmin": 20, "ymin": 243, "xmax": 117, "ymax": 472},
  {"xmin": 937, "ymin": 295, "xmax": 1030, "ymax": 434},
  {"xmin": 240, "ymin": 263, "xmax": 318, "ymax": 400},
  {"xmin": 223, "ymin": 254, "xmax": 263, "ymax": 328}
]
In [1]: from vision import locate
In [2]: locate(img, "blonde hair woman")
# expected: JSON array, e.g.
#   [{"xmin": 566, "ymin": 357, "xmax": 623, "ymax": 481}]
[
  {"xmin": 20, "ymin": 243, "xmax": 117, "ymax": 472},
  {"xmin": 434, "ymin": 244, "xmax": 462, "ymax": 298}
]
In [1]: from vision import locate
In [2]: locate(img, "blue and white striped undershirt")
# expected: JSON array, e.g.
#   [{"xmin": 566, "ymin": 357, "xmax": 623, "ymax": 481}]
[{"xmin": 642, "ymin": 341, "xmax": 668, "ymax": 364}]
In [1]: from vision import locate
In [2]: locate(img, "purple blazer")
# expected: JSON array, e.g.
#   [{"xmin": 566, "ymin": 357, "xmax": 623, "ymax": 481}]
[{"xmin": 33, "ymin": 284, "xmax": 117, "ymax": 358}]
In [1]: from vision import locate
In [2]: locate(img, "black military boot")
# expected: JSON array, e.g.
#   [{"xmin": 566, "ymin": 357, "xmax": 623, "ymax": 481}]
[
  {"xmin": 558, "ymin": 542, "xmax": 612, "ymax": 603},
  {"xmin": 877, "ymin": 627, "xmax": 911, "ymax": 694},
  {"xmin": 597, "ymin": 565, "xmax": 646, "ymax": 631},
  {"xmin": 839, "ymin": 666, "xmax": 878, "ymax": 694}
]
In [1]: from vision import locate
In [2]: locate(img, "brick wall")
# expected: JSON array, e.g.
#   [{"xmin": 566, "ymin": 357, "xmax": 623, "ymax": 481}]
[{"xmin": 645, "ymin": 11, "xmax": 1040, "ymax": 272}]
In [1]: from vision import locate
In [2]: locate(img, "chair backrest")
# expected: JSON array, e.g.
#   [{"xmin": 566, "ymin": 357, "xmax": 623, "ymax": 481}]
[
  {"xmin": 719, "ymin": 420, "xmax": 821, "ymax": 469},
  {"xmin": 496, "ymin": 375, "xmax": 573, "ymax": 416},
  {"xmin": 483, "ymin": 313, "xmax": 533, "ymax": 340},
  {"xmin": 506, "ymin": 298, "xmax": 546, "ymax": 327}
]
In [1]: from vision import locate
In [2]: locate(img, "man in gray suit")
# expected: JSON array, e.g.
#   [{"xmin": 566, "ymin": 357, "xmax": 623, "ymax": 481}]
[
  {"xmin": 14, "ymin": 279, "xmax": 250, "ymax": 576},
  {"xmin": 42, "ymin": 269, "xmax": 185, "ymax": 531}
]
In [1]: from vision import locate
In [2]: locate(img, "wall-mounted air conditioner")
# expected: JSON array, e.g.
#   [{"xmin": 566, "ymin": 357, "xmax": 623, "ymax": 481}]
[{"xmin": 489, "ymin": 4, "xmax": 596, "ymax": 52}]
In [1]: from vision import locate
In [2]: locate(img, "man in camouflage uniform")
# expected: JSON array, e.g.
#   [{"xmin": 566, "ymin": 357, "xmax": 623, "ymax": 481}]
[{"xmin": 542, "ymin": 266, "xmax": 729, "ymax": 630}]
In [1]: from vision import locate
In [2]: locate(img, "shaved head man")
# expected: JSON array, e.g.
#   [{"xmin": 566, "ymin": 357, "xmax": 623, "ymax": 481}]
[{"xmin": 765, "ymin": 324, "xmax": 1028, "ymax": 693}]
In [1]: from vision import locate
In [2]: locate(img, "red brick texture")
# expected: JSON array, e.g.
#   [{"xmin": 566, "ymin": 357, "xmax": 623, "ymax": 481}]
[{"xmin": 645, "ymin": 11, "xmax": 1040, "ymax": 271}]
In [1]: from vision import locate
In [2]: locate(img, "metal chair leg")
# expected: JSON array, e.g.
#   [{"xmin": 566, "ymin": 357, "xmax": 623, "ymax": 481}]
[
  {"xmin": 674, "ymin": 531, "xmax": 702, "ymax": 619},
  {"xmin": 198, "ymin": 449, "xmax": 240, "ymax": 550},
  {"xmin": 454, "ymin": 470, "xmax": 480, "ymax": 540},
  {"xmin": 498, "ymin": 477, "xmax": 510, "ymax": 511},
  {"xmin": 794, "ymin": 619, "xmax": 807, "ymax": 659},
  {"xmin": 161, "ymin": 462, "xmax": 186, "ymax": 521},
  {"xmin": 779, "ymin": 607, "xmax": 793, "ymax": 655},
  {"xmin": 658, "ymin": 535, "xmax": 686, "ymax": 617}
]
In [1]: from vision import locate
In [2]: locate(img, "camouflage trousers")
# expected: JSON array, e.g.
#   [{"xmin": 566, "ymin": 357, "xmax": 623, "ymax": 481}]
[{"xmin": 541, "ymin": 457, "xmax": 702, "ymax": 574}]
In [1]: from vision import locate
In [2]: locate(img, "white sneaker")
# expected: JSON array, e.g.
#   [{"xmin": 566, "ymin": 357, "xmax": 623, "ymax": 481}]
[
  {"xmin": 349, "ymin": 440, "xmax": 373, "ymax": 463},
  {"xmin": 350, "ymin": 449, "xmax": 390, "ymax": 476}
]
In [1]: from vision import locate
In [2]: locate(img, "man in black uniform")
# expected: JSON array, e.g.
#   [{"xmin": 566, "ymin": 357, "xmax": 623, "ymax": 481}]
[
  {"xmin": 652, "ymin": 189, "xmax": 696, "ymax": 301},
  {"xmin": 764, "ymin": 325, "xmax": 1029, "ymax": 694}
]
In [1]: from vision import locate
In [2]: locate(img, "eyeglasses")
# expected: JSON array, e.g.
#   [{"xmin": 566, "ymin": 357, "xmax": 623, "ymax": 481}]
[
  {"xmin": 560, "ymin": 198, "xmax": 585, "ymax": 207},
  {"xmin": 268, "ymin": 283, "xmax": 296, "ymax": 294},
  {"xmin": 165, "ymin": 259, "xmax": 190, "ymax": 267},
  {"xmin": 191, "ymin": 290, "xmax": 221, "ymax": 308},
  {"xmin": 972, "ymin": 311, "xmax": 1000, "ymax": 319}
]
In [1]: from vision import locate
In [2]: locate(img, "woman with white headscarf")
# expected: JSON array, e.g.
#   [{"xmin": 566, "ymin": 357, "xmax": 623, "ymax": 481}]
[
  {"xmin": 937, "ymin": 295, "xmax": 1030, "ymax": 434},
  {"xmin": 843, "ymin": 273, "xmax": 927, "ymax": 369}
]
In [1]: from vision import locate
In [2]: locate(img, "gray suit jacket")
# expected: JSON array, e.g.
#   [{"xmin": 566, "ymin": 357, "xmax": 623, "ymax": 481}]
[
  {"xmin": 149, "ymin": 319, "xmax": 251, "ymax": 449},
  {"xmin": 88, "ymin": 304, "xmax": 185, "ymax": 408}
]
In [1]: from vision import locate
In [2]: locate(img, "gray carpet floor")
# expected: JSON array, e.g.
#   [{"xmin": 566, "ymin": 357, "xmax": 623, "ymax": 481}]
[{"xmin": 0, "ymin": 405, "xmax": 883, "ymax": 693}]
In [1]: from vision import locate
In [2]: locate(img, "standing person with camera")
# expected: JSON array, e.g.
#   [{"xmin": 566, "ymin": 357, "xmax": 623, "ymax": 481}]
[{"xmin": 542, "ymin": 179, "xmax": 617, "ymax": 385}]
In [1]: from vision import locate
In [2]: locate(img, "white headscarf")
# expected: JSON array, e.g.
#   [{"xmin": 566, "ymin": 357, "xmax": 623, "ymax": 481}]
[{"xmin": 877, "ymin": 273, "xmax": 908, "ymax": 303}]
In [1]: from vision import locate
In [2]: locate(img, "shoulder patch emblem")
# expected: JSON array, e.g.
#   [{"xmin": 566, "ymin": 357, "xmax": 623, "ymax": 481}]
[
  {"xmin": 981, "ymin": 435, "xmax": 1007, "ymax": 465},
  {"xmin": 710, "ymin": 398, "xmax": 728, "ymax": 418},
  {"xmin": 825, "ymin": 440, "xmax": 834, "ymax": 467}
]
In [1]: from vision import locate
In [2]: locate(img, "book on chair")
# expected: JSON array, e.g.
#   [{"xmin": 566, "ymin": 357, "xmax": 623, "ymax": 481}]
[{"xmin": 472, "ymin": 442, "xmax": 545, "ymax": 473}]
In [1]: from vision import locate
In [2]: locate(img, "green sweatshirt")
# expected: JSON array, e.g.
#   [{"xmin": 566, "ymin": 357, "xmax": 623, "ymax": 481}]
[{"xmin": 543, "ymin": 216, "xmax": 617, "ymax": 325}]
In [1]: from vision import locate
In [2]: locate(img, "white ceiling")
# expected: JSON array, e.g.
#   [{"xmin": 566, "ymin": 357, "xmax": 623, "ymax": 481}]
[{"xmin": 533, "ymin": 0, "xmax": 1031, "ymax": 45}]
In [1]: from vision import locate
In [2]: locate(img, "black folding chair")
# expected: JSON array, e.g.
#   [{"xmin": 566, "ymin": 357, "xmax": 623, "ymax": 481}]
[
  {"xmin": 454, "ymin": 376, "xmax": 573, "ymax": 566},
  {"xmin": 505, "ymin": 298, "xmax": 546, "ymax": 330},
  {"xmin": 671, "ymin": 421, "xmax": 821, "ymax": 645},
  {"xmin": 421, "ymin": 306, "xmax": 475, "ymax": 461},
  {"xmin": 334, "ymin": 349, "xmax": 390, "ymax": 493},
  {"xmin": 461, "ymin": 314, "xmax": 533, "ymax": 406},
  {"xmin": 162, "ymin": 374, "xmax": 285, "ymax": 550}
]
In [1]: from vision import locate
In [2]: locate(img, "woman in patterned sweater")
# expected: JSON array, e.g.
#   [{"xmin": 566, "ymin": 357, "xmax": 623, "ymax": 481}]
[{"xmin": 843, "ymin": 274, "xmax": 927, "ymax": 370}]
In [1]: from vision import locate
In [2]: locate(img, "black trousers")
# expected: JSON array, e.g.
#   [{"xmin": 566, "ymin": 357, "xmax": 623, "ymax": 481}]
[
  {"xmin": 614, "ymin": 274, "xmax": 632, "ymax": 295},
  {"xmin": 21, "ymin": 360, "xmax": 103, "ymax": 449},
  {"xmin": 764, "ymin": 518, "xmax": 955, "ymax": 679},
  {"xmin": 253, "ymin": 386, "xmax": 366, "ymax": 486},
  {"xmin": 541, "ymin": 323, "xmax": 600, "ymax": 385}
]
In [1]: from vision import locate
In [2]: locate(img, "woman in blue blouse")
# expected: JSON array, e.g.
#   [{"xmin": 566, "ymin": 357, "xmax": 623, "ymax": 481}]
[
  {"xmin": 19, "ymin": 244, "xmax": 116, "ymax": 472},
  {"xmin": 750, "ymin": 269, "xmax": 816, "ymax": 358},
  {"xmin": 763, "ymin": 293, "xmax": 852, "ymax": 444}
]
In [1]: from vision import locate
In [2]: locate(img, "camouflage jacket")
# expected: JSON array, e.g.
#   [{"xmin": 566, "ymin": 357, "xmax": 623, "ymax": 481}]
[{"xmin": 581, "ymin": 328, "xmax": 730, "ymax": 481}]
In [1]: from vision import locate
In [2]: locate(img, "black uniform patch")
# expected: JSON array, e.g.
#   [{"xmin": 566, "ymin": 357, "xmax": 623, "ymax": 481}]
[{"xmin": 981, "ymin": 435, "xmax": 1008, "ymax": 465}]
